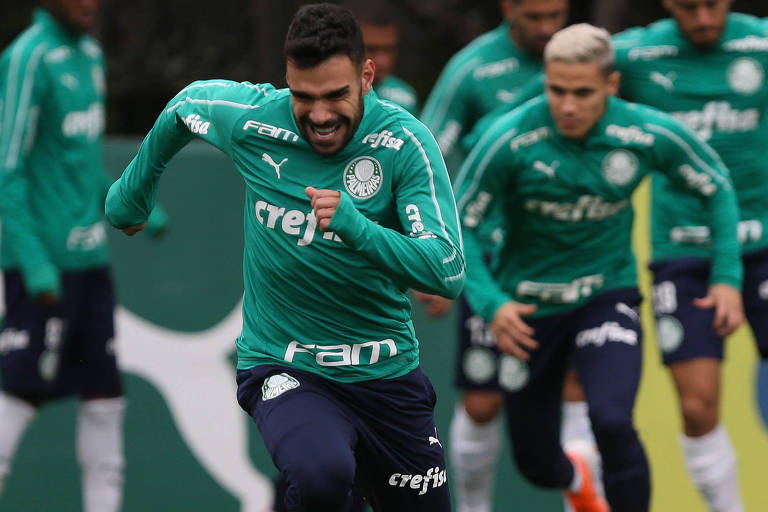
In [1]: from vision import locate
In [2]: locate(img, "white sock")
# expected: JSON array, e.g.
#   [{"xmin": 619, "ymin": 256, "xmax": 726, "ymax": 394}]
[
  {"xmin": 568, "ymin": 458, "xmax": 583, "ymax": 493},
  {"xmin": 449, "ymin": 403, "xmax": 501, "ymax": 512},
  {"xmin": 681, "ymin": 424, "xmax": 744, "ymax": 512},
  {"xmin": 561, "ymin": 401, "xmax": 603, "ymax": 498},
  {"xmin": 0, "ymin": 392, "xmax": 36, "ymax": 494},
  {"xmin": 77, "ymin": 397, "xmax": 126, "ymax": 512}
]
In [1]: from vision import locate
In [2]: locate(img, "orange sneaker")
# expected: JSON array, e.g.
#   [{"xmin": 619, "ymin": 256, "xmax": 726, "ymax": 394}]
[{"xmin": 564, "ymin": 452, "xmax": 610, "ymax": 512}]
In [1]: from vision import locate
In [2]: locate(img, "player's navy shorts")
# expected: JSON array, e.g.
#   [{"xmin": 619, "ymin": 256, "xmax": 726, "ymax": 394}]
[
  {"xmin": 650, "ymin": 248, "xmax": 768, "ymax": 365},
  {"xmin": 0, "ymin": 267, "xmax": 122, "ymax": 399},
  {"xmin": 502, "ymin": 287, "xmax": 644, "ymax": 396},
  {"xmin": 236, "ymin": 364, "xmax": 451, "ymax": 511},
  {"xmin": 454, "ymin": 294, "xmax": 506, "ymax": 391}
]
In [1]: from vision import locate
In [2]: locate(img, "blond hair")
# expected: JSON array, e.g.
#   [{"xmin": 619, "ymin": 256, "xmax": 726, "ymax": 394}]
[{"xmin": 544, "ymin": 23, "xmax": 614, "ymax": 74}]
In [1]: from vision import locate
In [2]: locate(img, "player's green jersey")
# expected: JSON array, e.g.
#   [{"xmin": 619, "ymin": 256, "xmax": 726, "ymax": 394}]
[
  {"xmin": 0, "ymin": 9, "xmax": 109, "ymax": 296},
  {"xmin": 614, "ymin": 14, "xmax": 768, "ymax": 260},
  {"xmin": 376, "ymin": 75, "xmax": 419, "ymax": 116},
  {"xmin": 455, "ymin": 96, "xmax": 741, "ymax": 321},
  {"xmin": 421, "ymin": 23, "xmax": 544, "ymax": 173},
  {"xmin": 106, "ymin": 81, "xmax": 465, "ymax": 383}
]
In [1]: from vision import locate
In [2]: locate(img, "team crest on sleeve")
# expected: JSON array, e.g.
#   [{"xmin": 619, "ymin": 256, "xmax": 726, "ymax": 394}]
[
  {"xmin": 602, "ymin": 149, "xmax": 638, "ymax": 186},
  {"xmin": 343, "ymin": 156, "xmax": 383, "ymax": 199},
  {"xmin": 261, "ymin": 373, "xmax": 300, "ymax": 400},
  {"xmin": 727, "ymin": 57, "xmax": 764, "ymax": 95}
]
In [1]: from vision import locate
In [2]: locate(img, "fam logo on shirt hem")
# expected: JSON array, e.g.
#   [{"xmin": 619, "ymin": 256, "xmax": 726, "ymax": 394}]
[{"xmin": 343, "ymin": 156, "xmax": 383, "ymax": 199}]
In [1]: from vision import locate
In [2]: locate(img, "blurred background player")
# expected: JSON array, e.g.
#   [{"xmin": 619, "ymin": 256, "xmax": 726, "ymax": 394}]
[
  {"xmin": 419, "ymin": 3, "xmax": 603, "ymax": 511},
  {"xmin": 0, "ymin": 1, "xmax": 166, "ymax": 510},
  {"xmin": 455, "ymin": 23, "xmax": 743, "ymax": 512},
  {"xmin": 613, "ymin": 1, "xmax": 768, "ymax": 510},
  {"xmin": 348, "ymin": 1, "xmax": 420, "ymax": 116}
]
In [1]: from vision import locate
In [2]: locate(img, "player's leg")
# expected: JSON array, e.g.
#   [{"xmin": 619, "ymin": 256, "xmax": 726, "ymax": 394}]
[
  {"xmin": 571, "ymin": 289, "xmax": 648, "ymax": 512},
  {"xmin": 561, "ymin": 369, "xmax": 601, "ymax": 496},
  {"xmin": 74, "ymin": 268, "xmax": 125, "ymax": 512},
  {"xmin": 237, "ymin": 366, "xmax": 358, "ymax": 511},
  {"xmin": 0, "ymin": 270, "xmax": 67, "ymax": 494},
  {"xmin": 742, "ymin": 248, "xmax": 768, "ymax": 429},
  {"xmin": 652, "ymin": 260, "xmax": 743, "ymax": 512},
  {"xmin": 347, "ymin": 367, "xmax": 451, "ymax": 511},
  {"xmin": 500, "ymin": 313, "xmax": 608, "ymax": 512},
  {"xmin": 451, "ymin": 295, "xmax": 503, "ymax": 512},
  {"xmin": 0, "ymin": 392, "xmax": 36, "ymax": 494}
]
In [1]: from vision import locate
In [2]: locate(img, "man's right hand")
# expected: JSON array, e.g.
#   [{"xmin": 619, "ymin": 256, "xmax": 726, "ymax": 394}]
[
  {"xmin": 491, "ymin": 301, "xmax": 539, "ymax": 360},
  {"xmin": 122, "ymin": 222, "xmax": 146, "ymax": 236},
  {"xmin": 35, "ymin": 291, "xmax": 59, "ymax": 305},
  {"xmin": 411, "ymin": 291, "xmax": 453, "ymax": 317}
]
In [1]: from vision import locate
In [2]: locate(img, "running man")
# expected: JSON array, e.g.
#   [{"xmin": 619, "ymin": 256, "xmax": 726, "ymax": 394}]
[
  {"xmin": 0, "ymin": 1, "xmax": 166, "ymax": 511},
  {"xmin": 421, "ymin": 3, "xmax": 588, "ymax": 511},
  {"xmin": 106, "ymin": 4, "xmax": 464, "ymax": 511},
  {"xmin": 613, "ymin": 2, "xmax": 768, "ymax": 510},
  {"xmin": 455, "ymin": 24, "xmax": 743, "ymax": 512}
]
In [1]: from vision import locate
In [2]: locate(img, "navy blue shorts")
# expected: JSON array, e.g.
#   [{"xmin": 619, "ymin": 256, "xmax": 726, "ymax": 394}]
[
  {"xmin": 236, "ymin": 365, "xmax": 450, "ymax": 511},
  {"xmin": 0, "ymin": 268, "xmax": 122, "ymax": 399},
  {"xmin": 501, "ymin": 288, "xmax": 648, "ymax": 507},
  {"xmin": 650, "ymin": 248, "xmax": 768, "ymax": 365},
  {"xmin": 454, "ymin": 294, "xmax": 504, "ymax": 391}
]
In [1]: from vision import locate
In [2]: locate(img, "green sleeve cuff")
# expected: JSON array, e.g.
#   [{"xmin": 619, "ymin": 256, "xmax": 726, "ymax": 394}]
[
  {"xmin": 21, "ymin": 262, "xmax": 60, "ymax": 298},
  {"xmin": 105, "ymin": 179, "xmax": 148, "ymax": 229},
  {"xmin": 328, "ymin": 193, "xmax": 368, "ymax": 247},
  {"xmin": 709, "ymin": 271, "xmax": 743, "ymax": 291}
]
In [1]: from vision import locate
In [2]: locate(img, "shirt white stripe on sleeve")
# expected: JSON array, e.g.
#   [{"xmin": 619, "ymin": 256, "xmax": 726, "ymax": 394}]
[
  {"xmin": 421, "ymin": 57, "xmax": 480, "ymax": 132},
  {"xmin": 4, "ymin": 40, "xmax": 47, "ymax": 170},
  {"xmin": 455, "ymin": 127, "xmax": 518, "ymax": 212},
  {"xmin": 644, "ymin": 122, "xmax": 730, "ymax": 188},
  {"xmin": 166, "ymin": 98, "xmax": 261, "ymax": 114},
  {"xmin": 402, "ymin": 126, "xmax": 465, "ymax": 282}
]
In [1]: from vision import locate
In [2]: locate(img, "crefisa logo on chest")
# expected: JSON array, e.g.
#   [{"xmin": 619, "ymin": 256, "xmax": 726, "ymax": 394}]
[{"xmin": 343, "ymin": 156, "xmax": 383, "ymax": 199}]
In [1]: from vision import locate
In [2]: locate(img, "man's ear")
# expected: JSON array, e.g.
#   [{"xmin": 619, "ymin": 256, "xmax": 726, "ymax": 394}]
[
  {"xmin": 362, "ymin": 58, "xmax": 375, "ymax": 94},
  {"xmin": 607, "ymin": 70, "xmax": 621, "ymax": 96}
]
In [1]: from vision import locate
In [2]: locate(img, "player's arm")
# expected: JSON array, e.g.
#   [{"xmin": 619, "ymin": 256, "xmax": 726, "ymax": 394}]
[
  {"xmin": 454, "ymin": 116, "xmax": 517, "ymax": 322},
  {"xmin": 420, "ymin": 54, "xmax": 475, "ymax": 160},
  {"xmin": 461, "ymin": 75, "xmax": 545, "ymax": 152},
  {"xmin": 454, "ymin": 116, "xmax": 539, "ymax": 359},
  {"xmin": 105, "ymin": 80, "xmax": 270, "ymax": 232},
  {"xmin": 318, "ymin": 124, "xmax": 465, "ymax": 299},
  {"xmin": 647, "ymin": 114, "xmax": 744, "ymax": 335},
  {"xmin": 0, "ymin": 46, "xmax": 60, "ymax": 299}
]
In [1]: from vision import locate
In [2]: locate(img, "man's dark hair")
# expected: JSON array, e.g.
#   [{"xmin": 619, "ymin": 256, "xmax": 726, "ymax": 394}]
[{"xmin": 284, "ymin": 3, "xmax": 365, "ymax": 69}]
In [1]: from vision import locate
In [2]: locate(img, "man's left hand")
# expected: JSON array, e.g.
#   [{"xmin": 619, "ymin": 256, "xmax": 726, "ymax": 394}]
[{"xmin": 693, "ymin": 283, "xmax": 744, "ymax": 337}]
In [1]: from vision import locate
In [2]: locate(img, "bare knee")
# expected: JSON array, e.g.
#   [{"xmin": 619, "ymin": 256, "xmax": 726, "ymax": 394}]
[
  {"xmin": 679, "ymin": 392, "xmax": 718, "ymax": 436},
  {"xmin": 669, "ymin": 359, "xmax": 721, "ymax": 436},
  {"xmin": 463, "ymin": 391, "xmax": 503, "ymax": 423}
]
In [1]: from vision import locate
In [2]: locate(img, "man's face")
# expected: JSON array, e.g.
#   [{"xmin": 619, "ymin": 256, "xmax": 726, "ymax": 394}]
[
  {"xmin": 546, "ymin": 60, "xmax": 619, "ymax": 140},
  {"xmin": 360, "ymin": 23, "xmax": 398, "ymax": 86},
  {"xmin": 501, "ymin": 0, "xmax": 569, "ymax": 56},
  {"xmin": 48, "ymin": 0, "xmax": 101, "ymax": 34},
  {"xmin": 286, "ymin": 55, "xmax": 374, "ymax": 156},
  {"xmin": 663, "ymin": 0, "xmax": 733, "ymax": 47}
]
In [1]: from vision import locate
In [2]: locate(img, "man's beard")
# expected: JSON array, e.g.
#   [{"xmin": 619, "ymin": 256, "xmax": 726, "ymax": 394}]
[{"xmin": 298, "ymin": 94, "xmax": 365, "ymax": 156}]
